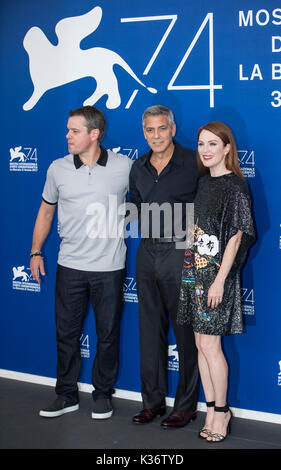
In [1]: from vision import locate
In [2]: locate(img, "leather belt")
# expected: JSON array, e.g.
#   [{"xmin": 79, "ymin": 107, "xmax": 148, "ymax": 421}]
[{"xmin": 149, "ymin": 236, "xmax": 186, "ymax": 244}]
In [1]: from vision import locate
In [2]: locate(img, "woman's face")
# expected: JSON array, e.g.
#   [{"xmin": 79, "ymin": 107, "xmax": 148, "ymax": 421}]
[{"xmin": 198, "ymin": 129, "xmax": 230, "ymax": 176}]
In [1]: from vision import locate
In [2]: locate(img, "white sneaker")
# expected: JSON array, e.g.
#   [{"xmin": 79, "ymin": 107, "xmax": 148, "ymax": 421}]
[
  {"xmin": 39, "ymin": 397, "xmax": 79, "ymax": 418},
  {"xmin": 91, "ymin": 398, "xmax": 113, "ymax": 419}
]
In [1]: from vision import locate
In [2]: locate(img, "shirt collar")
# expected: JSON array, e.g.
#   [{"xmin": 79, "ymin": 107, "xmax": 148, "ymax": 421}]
[
  {"xmin": 140, "ymin": 141, "xmax": 184, "ymax": 167},
  {"xmin": 73, "ymin": 146, "xmax": 108, "ymax": 169}
]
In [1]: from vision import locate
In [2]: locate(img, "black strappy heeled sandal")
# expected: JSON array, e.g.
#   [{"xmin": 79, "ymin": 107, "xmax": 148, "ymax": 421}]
[
  {"xmin": 198, "ymin": 401, "xmax": 215, "ymax": 439},
  {"xmin": 207, "ymin": 404, "xmax": 232, "ymax": 442}
]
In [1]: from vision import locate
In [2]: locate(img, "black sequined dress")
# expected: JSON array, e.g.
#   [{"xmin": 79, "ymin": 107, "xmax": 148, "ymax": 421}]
[{"xmin": 176, "ymin": 173, "xmax": 255, "ymax": 336}]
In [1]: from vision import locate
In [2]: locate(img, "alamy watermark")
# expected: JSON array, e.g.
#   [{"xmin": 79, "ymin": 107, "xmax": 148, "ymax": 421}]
[{"xmin": 84, "ymin": 195, "xmax": 194, "ymax": 249}]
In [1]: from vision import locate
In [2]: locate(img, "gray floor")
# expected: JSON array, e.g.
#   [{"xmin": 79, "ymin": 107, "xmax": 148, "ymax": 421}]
[{"xmin": 1, "ymin": 377, "xmax": 281, "ymax": 453}]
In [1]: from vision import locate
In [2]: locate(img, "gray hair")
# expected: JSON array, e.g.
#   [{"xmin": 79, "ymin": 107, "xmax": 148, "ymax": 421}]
[
  {"xmin": 142, "ymin": 105, "xmax": 175, "ymax": 128},
  {"xmin": 69, "ymin": 106, "xmax": 106, "ymax": 142}
]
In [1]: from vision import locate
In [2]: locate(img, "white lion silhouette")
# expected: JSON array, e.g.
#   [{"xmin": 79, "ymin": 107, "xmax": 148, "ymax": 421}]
[
  {"xmin": 23, "ymin": 6, "xmax": 157, "ymax": 110},
  {"xmin": 168, "ymin": 344, "xmax": 179, "ymax": 362},
  {"xmin": 13, "ymin": 266, "xmax": 29, "ymax": 281},
  {"xmin": 10, "ymin": 146, "xmax": 26, "ymax": 162}
]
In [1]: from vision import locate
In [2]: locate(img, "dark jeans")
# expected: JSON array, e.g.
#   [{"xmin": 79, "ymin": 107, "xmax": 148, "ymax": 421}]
[
  {"xmin": 54, "ymin": 264, "xmax": 125, "ymax": 403},
  {"xmin": 136, "ymin": 239, "xmax": 199, "ymax": 411}
]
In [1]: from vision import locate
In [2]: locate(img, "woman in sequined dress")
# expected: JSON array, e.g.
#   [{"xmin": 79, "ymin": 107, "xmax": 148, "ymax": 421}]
[{"xmin": 177, "ymin": 122, "xmax": 255, "ymax": 442}]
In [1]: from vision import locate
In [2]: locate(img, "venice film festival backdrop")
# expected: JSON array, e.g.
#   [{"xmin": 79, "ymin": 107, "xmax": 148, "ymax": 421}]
[{"xmin": 1, "ymin": 0, "xmax": 281, "ymax": 423}]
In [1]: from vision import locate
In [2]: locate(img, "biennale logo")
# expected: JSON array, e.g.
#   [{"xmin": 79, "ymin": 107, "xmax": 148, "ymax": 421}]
[
  {"xmin": 23, "ymin": 6, "xmax": 156, "ymax": 111},
  {"xmin": 168, "ymin": 344, "xmax": 179, "ymax": 372},
  {"xmin": 241, "ymin": 287, "xmax": 255, "ymax": 315},
  {"xmin": 80, "ymin": 333, "xmax": 90, "ymax": 359},
  {"xmin": 12, "ymin": 265, "xmax": 40, "ymax": 292},
  {"xmin": 238, "ymin": 150, "xmax": 255, "ymax": 179},
  {"xmin": 123, "ymin": 277, "xmax": 138, "ymax": 303},
  {"xmin": 9, "ymin": 146, "xmax": 38, "ymax": 172},
  {"xmin": 23, "ymin": 6, "xmax": 222, "ymax": 110},
  {"xmin": 10, "ymin": 147, "xmax": 26, "ymax": 162}
]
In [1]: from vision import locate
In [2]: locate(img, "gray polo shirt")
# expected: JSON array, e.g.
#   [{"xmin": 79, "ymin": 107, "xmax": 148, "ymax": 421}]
[{"xmin": 42, "ymin": 148, "xmax": 132, "ymax": 272}]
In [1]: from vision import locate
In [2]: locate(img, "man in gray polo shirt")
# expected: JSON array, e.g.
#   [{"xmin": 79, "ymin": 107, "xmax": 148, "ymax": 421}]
[{"xmin": 30, "ymin": 106, "xmax": 132, "ymax": 419}]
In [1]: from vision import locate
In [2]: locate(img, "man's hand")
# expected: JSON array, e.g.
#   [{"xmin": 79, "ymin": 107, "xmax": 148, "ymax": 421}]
[
  {"xmin": 29, "ymin": 200, "xmax": 57, "ymax": 283},
  {"xmin": 30, "ymin": 255, "xmax": 45, "ymax": 284}
]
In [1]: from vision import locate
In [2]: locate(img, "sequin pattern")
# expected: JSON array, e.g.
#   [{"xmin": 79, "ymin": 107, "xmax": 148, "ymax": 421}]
[{"xmin": 176, "ymin": 173, "xmax": 255, "ymax": 336}]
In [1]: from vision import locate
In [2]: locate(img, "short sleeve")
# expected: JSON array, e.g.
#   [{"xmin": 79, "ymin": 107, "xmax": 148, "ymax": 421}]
[
  {"xmin": 42, "ymin": 162, "xmax": 59, "ymax": 204},
  {"xmin": 223, "ymin": 181, "xmax": 255, "ymax": 271}
]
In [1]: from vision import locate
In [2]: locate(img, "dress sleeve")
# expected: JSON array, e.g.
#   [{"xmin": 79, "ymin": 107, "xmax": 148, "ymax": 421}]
[{"xmin": 222, "ymin": 181, "xmax": 255, "ymax": 272}]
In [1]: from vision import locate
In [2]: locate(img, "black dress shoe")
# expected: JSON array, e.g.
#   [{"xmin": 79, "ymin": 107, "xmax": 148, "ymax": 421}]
[
  {"xmin": 132, "ymin": 404, "xmax": 166, "ymax": 424},
  {"xmin": 161, "ymin": 410, "xmax": 197, "ymax": 428}
]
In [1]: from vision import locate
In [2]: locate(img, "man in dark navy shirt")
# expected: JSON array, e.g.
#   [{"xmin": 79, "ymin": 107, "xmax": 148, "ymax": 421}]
[{"xmin": 130, "ymin": 105, "xmax": 200, "ymax": 428}]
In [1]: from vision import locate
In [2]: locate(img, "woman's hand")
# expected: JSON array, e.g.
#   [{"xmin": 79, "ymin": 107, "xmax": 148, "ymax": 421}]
[
  {"xmin": 207, "ymin": 279, "xmax": 224, "ymax": 309},
  {"xmin": 207, "ymin": 230, "xmax": 243, "ymax": 309}
]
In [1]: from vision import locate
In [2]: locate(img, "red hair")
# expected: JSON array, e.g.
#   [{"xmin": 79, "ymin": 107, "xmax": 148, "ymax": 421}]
[{"xmin": 197, "ymin": 121, "xmax": 244, "ymax": 179}]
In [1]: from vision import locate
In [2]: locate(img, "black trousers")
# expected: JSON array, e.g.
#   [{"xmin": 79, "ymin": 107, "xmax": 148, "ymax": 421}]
[
  {"xmin": 136, "ymin": 239, "xmax": 199, "ymax": 411},
  {"xmin": 54, "ymin": 264, "xmax": 125, "ymax": 403}
]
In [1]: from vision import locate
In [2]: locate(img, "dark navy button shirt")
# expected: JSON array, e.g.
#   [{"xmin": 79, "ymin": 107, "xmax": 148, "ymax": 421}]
[{"xmin": 129, "ymin": 141, "xmax": 200, "ymax": 238}]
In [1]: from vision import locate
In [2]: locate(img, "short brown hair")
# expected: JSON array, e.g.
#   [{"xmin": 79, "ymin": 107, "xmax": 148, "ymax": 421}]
[{"xmin": 69, "ymin": 106, "xmax": 106, "ymax": 142}]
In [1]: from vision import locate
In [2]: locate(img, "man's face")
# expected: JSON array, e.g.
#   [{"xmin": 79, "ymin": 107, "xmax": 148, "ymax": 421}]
[
  {"xmin": 66, "ymin": 115, "xmax": 96, "ymax": 155},
  {"xmin": 143, "ymin": 114, "xmax": 176, "ymax": 156}
]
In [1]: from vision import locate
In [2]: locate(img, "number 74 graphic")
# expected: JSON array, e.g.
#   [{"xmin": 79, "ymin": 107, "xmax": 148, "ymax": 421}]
[{"xmin": 121, "ymin": 12, "xmax": 222, "ymax": 108}]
